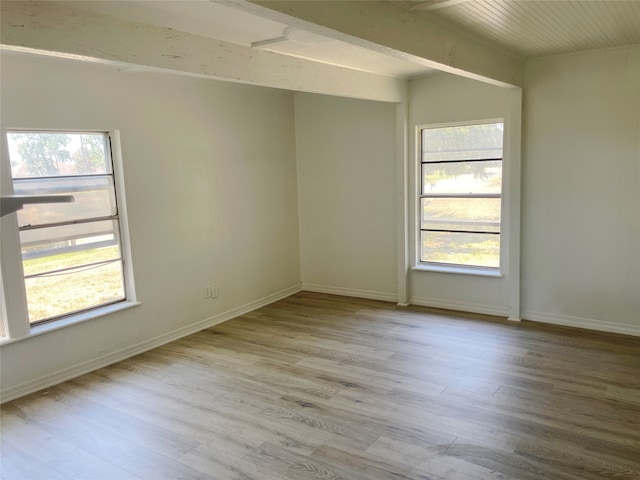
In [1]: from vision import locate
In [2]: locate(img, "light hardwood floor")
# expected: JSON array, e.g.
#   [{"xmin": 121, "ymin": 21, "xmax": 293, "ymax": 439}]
[{"xmin": 1, "ymin": 292, "xmax": 639, "ymax": 480}]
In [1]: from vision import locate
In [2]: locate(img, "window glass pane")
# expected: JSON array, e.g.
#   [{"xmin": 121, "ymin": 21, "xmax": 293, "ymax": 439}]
[
  {"xmin": 24, "ymin": 260, "xmax": 124, "ymax": 323},
  {"xmin": 421, "ymin": 198, "xmax": 501, "ymax": 233},
  {"xmin": 5, "ymin": 130, "xmax": 129, "ymax": 325},
  {"xmin": 20, "ymin": 220, "xmax": 120, "ymax": 260},
  {"xmin": 422, "ymin": 123, "xmax": 503, "ymax": 162},
  {"xmin": 422, "ymin": 160, "xmax": 502, "ymax": 195},
  {"xmin": 20, "ymin": 221, "xmax": 124, "ymax": 324},
  {"xmin": 421, "ymin": 231, "xmax": 500, "ymax": 268},
  {"xmin": 7, "ymin": 132, "xmax": 111, "ymax": 178},
  {"xmin": 14, "ymin": 176, "xmax": 116, "ymax": 227}
]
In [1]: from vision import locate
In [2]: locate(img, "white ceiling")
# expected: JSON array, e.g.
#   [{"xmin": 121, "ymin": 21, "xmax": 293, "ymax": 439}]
[
  {"xmin": 59, "ymin": 1, "xmax": 436, "ymax": 78},
  {"xmin": 398, "ymin": 0, "xmax": 640, "ymax": 57}
]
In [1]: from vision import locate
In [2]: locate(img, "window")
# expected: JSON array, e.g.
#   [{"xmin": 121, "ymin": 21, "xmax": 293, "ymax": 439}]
[
  {"xmin": 2, "ymin": 130, "xmax": 134, "ymax": 330},
  {"xmin": 419, "ymin": 121, "xmax": 504, "ymax": 270}
]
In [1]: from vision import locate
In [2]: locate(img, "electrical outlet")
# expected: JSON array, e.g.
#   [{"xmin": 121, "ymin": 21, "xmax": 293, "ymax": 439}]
[
  {"xmin": 211, "ymin": 285, "xmax": 219, "ymax": 299},
  {"xmin": 202, "ymin": 286, "xmax": 212, "ymax": 299}
]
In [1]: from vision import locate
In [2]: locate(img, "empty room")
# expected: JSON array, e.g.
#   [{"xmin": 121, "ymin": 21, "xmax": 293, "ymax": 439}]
[{"xmin": 0, "ymin": 1, "xmax": 639, "ymax": 479}]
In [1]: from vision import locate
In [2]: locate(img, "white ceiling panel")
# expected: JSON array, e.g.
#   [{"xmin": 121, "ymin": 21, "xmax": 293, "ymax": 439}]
[{"xmin": 403, "ymin": 0, "xmax": 640, "ymax": 57}]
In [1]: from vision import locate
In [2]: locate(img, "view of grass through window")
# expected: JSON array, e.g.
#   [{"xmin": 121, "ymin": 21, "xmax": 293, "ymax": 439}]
[
  {"xmin": 23, "ymin": 247, "xmax": 124, "ymax": 322},
  {"xmin": 420, "ymin": 122, "xmax": 504, "ymax": 268},
  {"xmin": 7, "ymin": 131, "xmax": 126, "ymax": 324}
]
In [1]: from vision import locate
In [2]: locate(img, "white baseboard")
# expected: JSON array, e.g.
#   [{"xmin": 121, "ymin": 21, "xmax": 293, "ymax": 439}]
[
  {"xmin": 0, "ymin": 284, "xmax": 302, "ymax": 404},
  {"xmin": 301, "ymin": 283, "xmax": 398, "ymax": 303},
  {"xmin": 410, "ymin": 296, "xmax": 509, "ymax": 317},
  {"xmin": 522, "ymin": 310, "xmax": 640, "ymax": 337}
]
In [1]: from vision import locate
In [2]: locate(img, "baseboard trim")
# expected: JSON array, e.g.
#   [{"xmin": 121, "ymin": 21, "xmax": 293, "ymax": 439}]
[
  {"xmin": 301, "ymin": 283, "xmax": 398, "ymax": 303},
  {"xmin": 0, "ymin": 284, "xmax": 302, "ymax": 404},
  {"xmin": 410, "ymin": 296, "xmax": 509, "ymax": 317},
  {"xmin": 522, "ymin": 310, "xmax": 640, "ymax": 337}
]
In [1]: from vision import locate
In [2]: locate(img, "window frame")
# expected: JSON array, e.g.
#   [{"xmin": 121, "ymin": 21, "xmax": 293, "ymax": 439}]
[
  {"xmin": 0, "ymin": 129, "xmax": 138, "ymax": 343},
  {"xmin": 415, "ymin": 118, "xmax": 506, "ymax": 276}
]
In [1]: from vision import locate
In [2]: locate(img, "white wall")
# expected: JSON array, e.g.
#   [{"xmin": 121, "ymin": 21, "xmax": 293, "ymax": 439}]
[
  {"xmin": 0, "ymin": 53, "xmax": 301, "ymax": 399},
  {"xmin": 294, "ymin": 93, "xmax": 398, "ymax": 301},
  {"xmin": 522, "ymin": 46, "xmax": 640, "ymax": 334},
  {"xmin": 408, "ymin": 74, "xmax": 522, "ymax": 317}
]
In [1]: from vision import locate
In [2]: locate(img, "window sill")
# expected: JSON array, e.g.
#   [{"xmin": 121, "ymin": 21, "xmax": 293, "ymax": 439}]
[
  {"xmin": 412, "ymin": 264, "xmax": 503, "ymax": 278},
  {"xmin": 0, "ymin": 301, "xmax": 141, "ymax": 346}
]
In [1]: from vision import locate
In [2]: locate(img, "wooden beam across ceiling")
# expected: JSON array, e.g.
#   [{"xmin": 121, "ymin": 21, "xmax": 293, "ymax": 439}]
[
  {"xmin": 0, "ymin": 1, "xmax": 407, "ymax": 102},
  {"xmin": 409, "ymin": 0, "xmax": 474, "ymax": 12},
  {"xmin": 224, "ymin": 0, "xmax": 523, "ymax": 87}
]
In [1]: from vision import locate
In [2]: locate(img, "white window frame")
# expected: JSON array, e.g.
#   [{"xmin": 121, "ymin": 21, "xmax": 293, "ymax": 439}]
[
  {"xmin": 0, "ymin": 130, "xmax": 138, "ymax": 344},
  {"xmin": 414, "ymin": 118, "xmax": 506, "ymax": 277}
]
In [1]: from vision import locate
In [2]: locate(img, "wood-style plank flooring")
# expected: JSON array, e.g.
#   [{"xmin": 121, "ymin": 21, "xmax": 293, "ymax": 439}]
[{"xmin": 1, "ymin": 292, "xmax": 639, "ymax": 480}]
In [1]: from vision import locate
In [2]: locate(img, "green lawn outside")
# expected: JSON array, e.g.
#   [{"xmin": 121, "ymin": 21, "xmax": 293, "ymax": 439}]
[{"xmin": 23, "ymin": 246, "xmax": 124, "ymax": 323}]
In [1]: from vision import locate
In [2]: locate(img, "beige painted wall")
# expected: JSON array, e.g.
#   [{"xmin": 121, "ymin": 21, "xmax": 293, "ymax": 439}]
[
  {"xmin": 522, "ymin": 46, "xmax": 640, "ymax": 332},
  {"xmin": 0, "ymin": 53, "xmax": 301, "ymax": 396},
  {"xmin": 294, "ymin": 93, "xmax": 398, "ymax": 300},
  {"xmin": 408, "ymin": 74, "xmax": 522, "ymax": 317}
]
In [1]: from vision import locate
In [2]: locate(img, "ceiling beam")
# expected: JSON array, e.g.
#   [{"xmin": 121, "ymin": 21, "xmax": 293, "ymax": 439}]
[
  {"xmin": 250, "ymin": 36, "xmax": 289, "ymax": 49},
  {"xmin": 0, "ymin": 1, "xmax": 407, "ymax": 103},
  {"xmin": 220, "ymin": 0, "xmax": 523, "ymax": 87},
  {"xmin": 409, "ymin": 0, "xmax": 474, "ymax": 12}
]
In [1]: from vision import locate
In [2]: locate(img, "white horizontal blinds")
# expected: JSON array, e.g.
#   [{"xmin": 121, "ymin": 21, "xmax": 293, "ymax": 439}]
[
  {"xmin": 6, "ymin": 132, "xmax": 125, "ymax": 324},
  {"xmin": 420, "ymin": 122, "xmax": 503, "ymax": 268}
]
